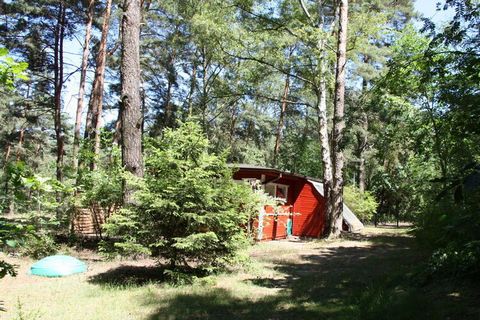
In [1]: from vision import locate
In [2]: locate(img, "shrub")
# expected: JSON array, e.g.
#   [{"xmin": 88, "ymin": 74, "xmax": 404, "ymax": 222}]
[
  {"xmin": 344, "ymin": 185, "xmax": 378, "ymax": 222},
  {"xmin": 18, "ymin": 233, "xmax": 57, "ymax": 259},
  {"xmin": 426, "ymin": 242, "xmax": 480, "ymax": 279},
  {"xmin": 415, "ymin": 190, "xmax": 480, "ymax": 280},
  {"xmin": 102, "ymin": 121, "xmax": 260, "ymax": 272}
]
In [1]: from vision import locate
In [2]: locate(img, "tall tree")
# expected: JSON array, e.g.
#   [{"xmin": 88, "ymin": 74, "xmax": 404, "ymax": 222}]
[
  {"xmin": 53, "ymin": 1, "xmax": 66, "ymax": 182},
  {"xmin": 120, "ymin": 0, "xmax": 144, "ymax": 203},
  {"xmin": 272, "ymin": 73, "xmax": 290, "ymax": 166},
  {"xmin": 73, "ymin": 0, "xmax": 95, "ymax": 175},
  {"xmin": 86, "ymin": 0, "xmax": 113, "ymax": 170},
  {"xmin": 329, "ymin": 0, "xmax": 348, "ymax": 237}
]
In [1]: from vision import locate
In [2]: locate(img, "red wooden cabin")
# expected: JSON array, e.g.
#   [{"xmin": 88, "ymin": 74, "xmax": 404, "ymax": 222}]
[
  {"xmin": 233, "ymin": 164, "xmax": 363, "ymax": 241},
  {"xmin": 233, "ymin": 164, "xmax": 327, "ymax": 240}
]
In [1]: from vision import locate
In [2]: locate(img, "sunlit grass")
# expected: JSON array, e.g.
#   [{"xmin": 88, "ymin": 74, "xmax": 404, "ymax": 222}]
[{"xmin": 1, "ymin": 226, "xmax": 478, "ymax": 320}]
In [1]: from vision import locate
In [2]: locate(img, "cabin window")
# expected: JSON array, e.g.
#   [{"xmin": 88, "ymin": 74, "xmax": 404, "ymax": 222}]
[{"xmin": 264, "ymin": 183, "xmax": 288, "ymax": 202}]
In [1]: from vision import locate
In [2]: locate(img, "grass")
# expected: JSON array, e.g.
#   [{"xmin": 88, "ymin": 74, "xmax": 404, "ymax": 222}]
[{"xmin": 1, "ymin": 226, "xmax": 479, "ymax": 320}]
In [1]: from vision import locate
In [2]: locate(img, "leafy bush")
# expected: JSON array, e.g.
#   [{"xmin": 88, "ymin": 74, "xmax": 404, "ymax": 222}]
[
  {"xmin": 18, "ymin": 232, "xmax": 57, "ymax": 259},
  {"xmin": 0, "ymin": 220, "xmax": 25, "ymax": 278},
  {"xmin": 426, "ymin": 242, "xmax": 480, "ymax": 279},
  {"xmin": 415, "ymin": 189, "xmax": 480, "ymax": 280},
  {"xmin": 344, "ymin": 185, "xmax": 378, "ymax": 222},
  {"xmin": 102, "ymin": 121, "xmax": 260, "ymax": 272},
  {"xmin": 80, "ymin": 146, "xmax": 123, "ymax": 217}
]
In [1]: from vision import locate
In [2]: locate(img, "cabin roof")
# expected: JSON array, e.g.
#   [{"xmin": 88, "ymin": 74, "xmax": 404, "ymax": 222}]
[{"xmin": 230, "ymin": 163, "xmax": 323, "ymax": 183}]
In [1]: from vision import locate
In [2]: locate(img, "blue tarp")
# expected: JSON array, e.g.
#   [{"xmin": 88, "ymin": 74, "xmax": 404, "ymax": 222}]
[{"xmin": 30, "ymin": 255, "xmax": 87, "ymax": 277}]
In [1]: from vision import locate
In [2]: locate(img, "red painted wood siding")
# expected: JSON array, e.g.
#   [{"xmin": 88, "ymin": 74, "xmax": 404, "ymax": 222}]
[
  {"xmin": 256, "ymin": 205, "xmax": 290, "ymax": 240},
  {"xmin": 233, "ymin": 169, "xmax": 327, "ymax": 238},
  {"xmin": 292, "ymin": 182, "xmax": 326, "ymax": 237}
]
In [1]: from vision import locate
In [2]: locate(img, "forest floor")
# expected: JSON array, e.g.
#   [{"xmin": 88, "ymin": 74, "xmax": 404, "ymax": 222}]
[{"xmin": 1, "ymin": 226, "xmax": 479, "ymax": 320}]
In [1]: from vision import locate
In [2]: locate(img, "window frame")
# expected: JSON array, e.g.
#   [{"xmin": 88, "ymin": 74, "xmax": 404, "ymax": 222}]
[{"xmin": 264, "ymin": 182, "xmax": 289, "ymax": 203}]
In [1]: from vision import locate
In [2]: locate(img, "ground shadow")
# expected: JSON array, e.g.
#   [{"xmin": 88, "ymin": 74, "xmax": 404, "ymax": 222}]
[
  {"xmin": 89, "ymin": 265, "xmax": 167, "ymax": 287},
  {"xmin": 141, "ymin": 228, "xmax": 478, "ymax": 320}
]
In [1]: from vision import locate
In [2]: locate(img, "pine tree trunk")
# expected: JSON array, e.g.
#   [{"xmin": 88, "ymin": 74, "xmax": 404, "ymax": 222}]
[
  {"xmin": 273, "ymin": 74, "xmax": 290, "ymax": 167},
  {"xmin": 357, "ymin": 68, "xmax": 369, "ymax": 193},
  {"xmin": 87, "ymin": 0, "xmax": 112, "ymax": 170},
  {"xmin": 73, "ymin": 0, "xmax": 94, "ymax": 175},
  {"xmin": 15, "ymin": 128, "xmax": 24, "ymax": 161},
  {"xmin": 357, "ymin": 105, "xmax": 368, "ymax": 193},
  {"xmin": 54, "ymin": 2, "xmax": 66, "ymax": 183},
  {"xmin": 329, "ymin": 0, "xmax": 348, "ymax": 238},
  {"xmin": 163, "ymin": 52, "xmax": 176, "ymax": 128},
  {"xmin": 187, "ymin": 63, "xmax": 197, "ymax": 117},
  {"xmin": 120, "ymin": 0, "xmax": 144, "ymax": 204}
]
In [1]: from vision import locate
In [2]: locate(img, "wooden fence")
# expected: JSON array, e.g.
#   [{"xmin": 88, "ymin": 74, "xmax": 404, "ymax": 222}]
[{"xmin": 72, "ymin": 205, "xmax": 112, "ymax": 238}]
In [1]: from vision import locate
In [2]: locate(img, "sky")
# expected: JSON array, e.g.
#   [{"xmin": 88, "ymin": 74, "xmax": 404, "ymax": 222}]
[{"xmin": 61, "ymin": 0, "xmax": 456, "ymax": 125}]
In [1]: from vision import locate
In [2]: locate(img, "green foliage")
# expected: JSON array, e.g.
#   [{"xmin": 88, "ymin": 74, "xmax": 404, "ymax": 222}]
[
  {"xmin": 426, "ymin": 243, "xmax": 480, "ymax": 279},
  {"xmin": 415, "ymin": 187, "xmax": 480, "ymax": 280},
  {"xmin": 0, "ymin": 47, "xmax": 28, "ymax": 90},
  {"xmin": 80, "ymin": 145, "xmax": 123, "ymax": 212},
  {"xmin": 103, "ymin": 121, "xmax": 259, "ymax": 272},
  {"xmin": 18, "ymin": 232, "xmax": 57, "ymax": 260},
  {"xmin": 343, "ymin": 185, "xmax": 378, "ymax": 222},
  {"xmin": 0, "ymin": 220, "xmax": 24, "ymax": 278}
]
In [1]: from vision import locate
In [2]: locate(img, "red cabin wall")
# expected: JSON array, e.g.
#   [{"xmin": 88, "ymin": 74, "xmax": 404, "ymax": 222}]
[
  {"xmin": 233, "ymin": 169, "xmax": 327, "ymax": 239},
  {"xmin": 292, "ymin": 182, "xmax": 326, "ymax": 237}
]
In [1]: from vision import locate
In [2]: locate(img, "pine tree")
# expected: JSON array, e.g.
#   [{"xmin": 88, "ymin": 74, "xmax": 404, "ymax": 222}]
[{"xmin": 120, "ymin": 0, "xmax": 144, "ymax": 204}]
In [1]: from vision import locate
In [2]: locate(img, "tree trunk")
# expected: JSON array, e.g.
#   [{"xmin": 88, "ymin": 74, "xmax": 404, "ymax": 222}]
[
  {"xmin": 163, "ymin": 52, "xmax": 176, "ymax": 128},
  {"xmin": 329, "ymin": 0, "xmax": 348, "ymax": 238},
  {"xmin": 187, "ymin": 62, "xmax": 196, "ymax": 117},
  {"xmin": 357, "ymin": 63, "xmax": 369, "ymax": 193},
  {"xmin": 164, "ymin": 79, "xmax": 174, "ymax": 128},
  {"xmin": 120, "ymin": 0, "xmax": 144, "ymax": 204},
  {"xmin": 73, "ymin": 0, "xmax": 94, "ymax": 175},
  {"xmin": 15, "ymin": 128, "xmax": 24, "ymax": 161},
  {"xmin": 317, "ymin": 85, "xmax": 334, "ymax": 236},
  {"xmin": 54, "ymin": 1, "xmax": 66, "ymax": 183},
  {"xmin": 273, "ymin": 74, "xmax": 290, "ymax": 167},
  {"xmin": 87, "ymin": 0, "xmax": 112, "ymax": 170},
  {"xmin": 357, "ymin": 107, "xmax": 368, "ymax": 193},
  {"xmin": 314, "ymin": 0, "xmax": 335, "ymax": 237}
]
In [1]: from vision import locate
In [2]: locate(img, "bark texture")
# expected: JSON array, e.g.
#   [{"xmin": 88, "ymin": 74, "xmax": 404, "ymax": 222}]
[
  {"xmin": 54, "ymin": 1, "xmax": 66, "ymax": 182},
  {"xmin": 86, "ymin": 0, "xmax": 112, "ymax": 170},
  {"xmin": 121, "ymin": 0, "xmax": 144, "ymax": 204},
  {"xmin": 273, "ymin": 74, "xmax": 290, "ymax": 166},
  {"xmin": 330, "ymin": 0, "xmax": 348, "ymax": 238},
  {"xmin": 315, "ymin": 0, "xmax": 335, "ymax": 236},
  {"xmin": 73, "ymin": 0, "xmax": 94, "ymax": 174}
]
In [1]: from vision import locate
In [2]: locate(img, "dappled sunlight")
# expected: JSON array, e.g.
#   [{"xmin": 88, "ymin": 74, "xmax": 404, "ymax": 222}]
[
  {"xmin": 141, "ymin": 227, "xmax": 428, "ymax": 320},
  {"xmin": 3, "ymin": 227, "xmax": 478, "ymax": 319}
]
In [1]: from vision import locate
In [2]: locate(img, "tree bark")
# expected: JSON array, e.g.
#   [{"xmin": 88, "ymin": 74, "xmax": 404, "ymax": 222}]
[
  {"xmin": 86, "ymin": 0, "xmax": 112, "ymax": 171},
  {"xmin": 15, "ymin": 128, "xmax": 24, "ymax": 161},
  {"xmin": 317, "ymin": 83, "xmax": 334, "ymax": 236},
  {"xmin": 120, "ymin": 0, "xmax": 144, "ymax": 204},
  {"xmin": 163, "ymin": 52, "xmax": 176, "ymax": 128},
  {"xmin": 273, "ymin": 74, "xmax": 290, "ymax": 167},
  {"xmin": 73, "ymin": 0, "xmax": 94, "ymax": 175},
  {"xmin": 357, "ymin": 77, "xmax": 368, "ymax": 193},
  {"xmin": 187, "ymin": 62, "xmax": 197, "ymax": 117},
  {"xmin": 54, "ymin": 1, "xmax": 66, "ymax": 183},
  {"xmin": 314, "ymin": 0, "xmax": 335, "ymax": 237},
  {"xmin": 329, "ymin": 0, "xmax": 348, "ymax": 238}
]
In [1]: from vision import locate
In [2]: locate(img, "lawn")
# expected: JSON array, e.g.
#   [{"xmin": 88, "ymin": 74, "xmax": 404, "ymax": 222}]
[{"xmin": 1, "ymin": 226, "xmax": 479, "ymax": 320}]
